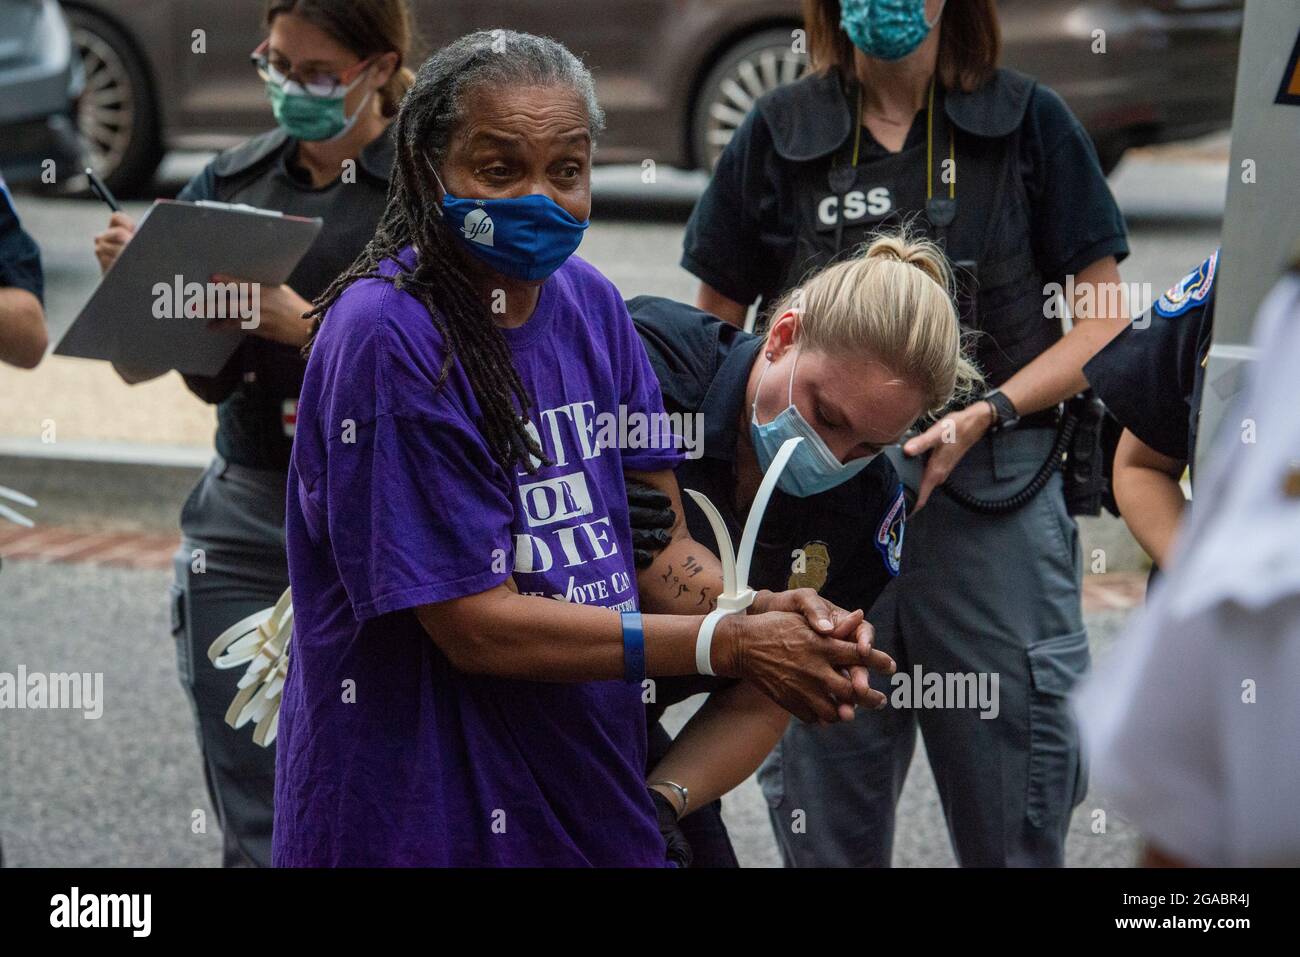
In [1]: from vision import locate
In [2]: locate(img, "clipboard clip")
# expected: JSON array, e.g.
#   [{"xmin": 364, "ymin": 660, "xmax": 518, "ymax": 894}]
[{"xmin": 193, "ymin": 200, "xmax": 285, "ymax": 218}]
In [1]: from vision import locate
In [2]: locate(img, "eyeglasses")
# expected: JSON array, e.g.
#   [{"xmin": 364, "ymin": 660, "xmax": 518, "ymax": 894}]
[{"xmin": 250, "ymin": 40, "xmax": 374, "ymax": 99}]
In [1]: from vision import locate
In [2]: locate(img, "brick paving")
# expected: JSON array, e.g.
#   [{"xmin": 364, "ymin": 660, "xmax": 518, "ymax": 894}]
[{"xmin": 0, "ymin": 523, "xmax": 177, "ymax": 570}]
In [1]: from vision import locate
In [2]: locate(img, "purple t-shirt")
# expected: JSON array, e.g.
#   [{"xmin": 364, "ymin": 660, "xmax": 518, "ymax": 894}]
[{"xmin": 273, "ymin": 249, "xmax": 683, "ymax": 866}]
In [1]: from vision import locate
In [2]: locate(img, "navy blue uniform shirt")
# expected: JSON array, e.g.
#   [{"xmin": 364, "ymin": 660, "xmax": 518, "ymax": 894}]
[
  {"xmin": 629, "ymin": 295, "xmax": 905, "ymax": 712},
  {"xmin": 1085, "ymin": 251, "xmax": 1218, "ymax": 468},
  {"xmin": 0, "ymin": 176, "xmax": 43, "ymax": 303}
]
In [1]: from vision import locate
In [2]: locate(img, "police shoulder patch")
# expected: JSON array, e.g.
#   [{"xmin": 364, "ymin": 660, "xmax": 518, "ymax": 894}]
[
  {"xmin": 875, "ymin": 483, "xmax": 906, "ymax": 577},
  {"xmin": 1154, "ymin": 249, "xmax": 1219, "ymax": 318}
]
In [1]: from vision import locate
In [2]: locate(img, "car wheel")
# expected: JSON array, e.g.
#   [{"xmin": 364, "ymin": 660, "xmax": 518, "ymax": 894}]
[
  {"xmin": 67, "ymin": 7, "xmax": 162, "ymax": 196},
  {"xmin": 690, "ymin": 27, "xmax": 808, "ymax": 170}
]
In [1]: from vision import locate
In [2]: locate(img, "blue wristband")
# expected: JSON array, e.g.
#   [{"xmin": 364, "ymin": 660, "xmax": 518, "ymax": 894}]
[{"xmin": 621, "ymin": 611, "xmax": 645, "ymax": 684}]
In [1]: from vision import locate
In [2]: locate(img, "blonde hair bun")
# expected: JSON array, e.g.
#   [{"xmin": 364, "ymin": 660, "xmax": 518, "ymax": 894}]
[
  {"xmin": 773, "ymin": 227, "xmax": 983, "ymax": 416},
  {"xmin": 861, "ymin": 232, "xmax": 953, "ymax": 293}
]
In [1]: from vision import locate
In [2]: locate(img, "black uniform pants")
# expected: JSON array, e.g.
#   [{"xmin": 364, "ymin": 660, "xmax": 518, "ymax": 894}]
[{"xmin": 170, "ymin": 457, "xmax": 286, "ymax": 867}]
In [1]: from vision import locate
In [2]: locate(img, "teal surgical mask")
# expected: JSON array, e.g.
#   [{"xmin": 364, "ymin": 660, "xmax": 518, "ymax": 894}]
[
  {"xmin": 749, "ymin": 349, "xmax": 876, "ymax": 498},
  {"xmin": 266, "ymin": 68, "xmax": 373, "ymax": 142},
  {"xmin": 841, "ymin": 0, "xmax": 946, "ymax": 62}
]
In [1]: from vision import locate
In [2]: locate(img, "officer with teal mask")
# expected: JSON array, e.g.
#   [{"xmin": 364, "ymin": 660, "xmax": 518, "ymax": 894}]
[
  {"xmin": 91, "ymin": 0, "xmax": 415, "ymax": 868},
  {"xmin": 682, "ymin": 0, "xmax": 1132, "ymax": 866},
  {"xmin": 840, "ymin": 0, "xmax": 947, "ymax": 62}
]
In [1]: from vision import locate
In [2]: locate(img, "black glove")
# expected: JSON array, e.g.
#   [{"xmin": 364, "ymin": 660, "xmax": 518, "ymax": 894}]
[
  {"xmin": 625, "ymin": 479, "xmax": 675, "ymax": 570},
  {"xmin": 649, "ymin": 788, "xmax": 693, "ymax": 868}
]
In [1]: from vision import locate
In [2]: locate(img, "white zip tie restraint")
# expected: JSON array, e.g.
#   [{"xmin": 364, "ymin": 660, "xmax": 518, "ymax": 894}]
[
  {"xmin": 208, "ymin": 586, "xmax": 294, "ymax": 747},
  {"xmin": 0, "ymin": 484, "xmax": 37, "ymax": 528},
  {"xmin": 209, "ymin": 438, "xmax": 805, "ymax": 740},
  {"xmin": 685, "ymin": 436, "xmax": 803, "ymax": 676}
]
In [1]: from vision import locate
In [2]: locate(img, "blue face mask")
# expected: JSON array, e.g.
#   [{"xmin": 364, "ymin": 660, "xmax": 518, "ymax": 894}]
[
  {"xmin": 429, "ymin": 163, "xmax": 589, "ymax": 282},
  {"xmin": 750, "ymin": 349, "xmax": 876, "ymax": 498},
  {"xmin": 840, "ymin": 0, "xmax": 945, "ymax": 62}
]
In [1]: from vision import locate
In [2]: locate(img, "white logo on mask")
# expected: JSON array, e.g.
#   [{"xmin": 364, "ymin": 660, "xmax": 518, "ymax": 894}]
[{"xmin": 462, "ymin": 208, "xmax": 495, "ymax": 246}]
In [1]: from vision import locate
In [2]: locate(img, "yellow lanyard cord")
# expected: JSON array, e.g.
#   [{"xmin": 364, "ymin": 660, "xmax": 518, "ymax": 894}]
[
  {"xmin": 851, "ymin": 83, "xmax": 864, "ymax": 167},
  {"xmin": 926, "ymin": 77, "xmax": 955, "ymax": 201}
]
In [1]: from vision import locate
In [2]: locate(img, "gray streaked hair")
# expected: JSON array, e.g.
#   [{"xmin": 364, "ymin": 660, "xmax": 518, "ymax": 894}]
[{"xmin": 409, "ymin": 29, "xmax": 605, "ymax": 164}]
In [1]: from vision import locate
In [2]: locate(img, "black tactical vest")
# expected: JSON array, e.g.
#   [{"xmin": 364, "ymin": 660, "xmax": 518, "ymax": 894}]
[{"xmin": 760, "ymin": 69, "xmax": 1057, "ymax": 387}]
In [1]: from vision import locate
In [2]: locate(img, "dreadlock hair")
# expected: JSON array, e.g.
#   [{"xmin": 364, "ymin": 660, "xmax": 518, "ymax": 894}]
[{"xmin": 305, "ymin": 30, "xmax": 606, "ymax": 474}]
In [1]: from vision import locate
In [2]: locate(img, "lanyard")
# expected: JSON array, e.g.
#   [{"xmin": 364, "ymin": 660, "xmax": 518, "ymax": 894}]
[
  {"xmin": 831, "ymin": 84, "xmax": 866, "ymax": 256},
  {"xmin": 926, "ymin": 77, "xmax": 955, "ymax": 204},
  {"xmin": 833, "ymin": 76, "xmax": 955, "ymax": 255}
]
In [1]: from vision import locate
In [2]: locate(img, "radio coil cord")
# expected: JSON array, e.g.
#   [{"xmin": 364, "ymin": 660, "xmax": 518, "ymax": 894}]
[{"xmin": 940, "ymin": 409, "xmax": 1079, "ymax": 515}]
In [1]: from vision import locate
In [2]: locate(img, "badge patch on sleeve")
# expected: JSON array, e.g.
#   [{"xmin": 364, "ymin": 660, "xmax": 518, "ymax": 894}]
[
  {"xmin": 875, "ymin": 483, "xmax": 906, "ymax": 576},
  {"xmin": 1154, "ymin": 250, "xmax": 1218, "ymax": 318}
]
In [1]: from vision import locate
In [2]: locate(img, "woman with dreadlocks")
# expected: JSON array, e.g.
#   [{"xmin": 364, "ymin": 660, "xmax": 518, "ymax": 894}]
[{"xmin": 272, "ymin": 30, "xmax": 893, "ymax": 866}]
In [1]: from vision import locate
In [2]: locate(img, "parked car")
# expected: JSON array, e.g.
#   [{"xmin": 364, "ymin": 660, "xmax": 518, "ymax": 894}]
[
  {"xmin": 62, "ymin": 0, "xmax": 1244, "ymax": 194},
  {"xmin": 0, "ymin": 0, "xmax": 84, "ymax": 186}
]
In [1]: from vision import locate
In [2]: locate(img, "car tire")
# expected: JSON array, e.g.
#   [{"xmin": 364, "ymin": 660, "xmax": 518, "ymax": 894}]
[
  {"xmin": 66, "ymin": 6, "xmax": 162, "ymax": 196},
  {"xmin": 689, "ymin": 26, "xmax": 808, "ymax": 171}
]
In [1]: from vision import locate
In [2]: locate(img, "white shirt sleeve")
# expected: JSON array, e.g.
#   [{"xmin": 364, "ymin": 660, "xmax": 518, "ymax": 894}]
[{"xmin": 1075, "ymin": 274, "xmax": 1300, "ymax": 867}]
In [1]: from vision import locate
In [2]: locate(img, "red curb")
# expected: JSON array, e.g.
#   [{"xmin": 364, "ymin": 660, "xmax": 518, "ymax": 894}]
[{"xmin": 1, "ymin": 524, "xmax": 180, "ymax": 570}]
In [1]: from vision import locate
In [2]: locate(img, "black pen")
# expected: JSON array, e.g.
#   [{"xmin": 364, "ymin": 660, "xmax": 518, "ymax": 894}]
[{"xmin": 85, "ymin": 167, "xmax": 121, "ymax": 213}]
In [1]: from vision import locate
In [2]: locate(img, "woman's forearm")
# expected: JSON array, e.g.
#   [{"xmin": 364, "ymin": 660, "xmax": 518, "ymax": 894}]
[
  {"xmin": 1115, "ymin": 464, "xmax": 1185, "ymax": 568},
  {"xmin": 1000, "ymin": 317, "xmax": 1126, "ymax": 415},
  {"xmin": 649, "ymin": 680, "xmax": 790, "ymax": 815},
  {"xmin": 1113, "ymin": 430, "xmax": 1187, "ymax": 568},
  {"xmin": 638, "ymin": 530, "xmax": 723, "ymax": 615},
  {"xmin": 694, "ymin": 282, "xmax": 749, "ymax": 328},
  {"xmin": 415, "ymin": 584, "xmax": 720, "ymax": 682},
  {"xmin": 627, "ymin": 466, "xmax": 729, "ymax": 614}
]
